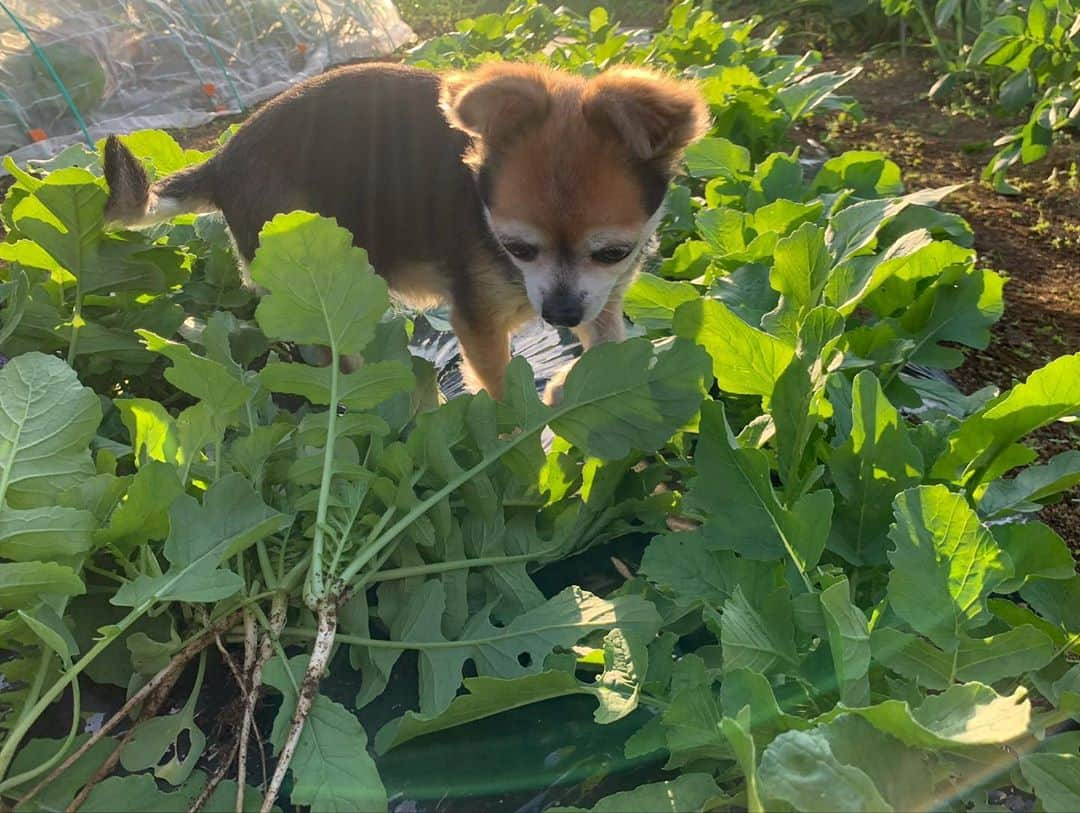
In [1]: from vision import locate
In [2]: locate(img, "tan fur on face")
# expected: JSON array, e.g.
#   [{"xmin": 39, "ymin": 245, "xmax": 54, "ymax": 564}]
[
  {"xmin": 491, "ymin": 115, "xmax": 649, "ymax": 245},
  {"xmin": 441, "ymin": 63, "xmax": 708, "ymax": 248}
]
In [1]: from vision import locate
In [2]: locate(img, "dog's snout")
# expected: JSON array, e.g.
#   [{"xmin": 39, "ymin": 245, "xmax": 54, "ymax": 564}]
[{"xmin": 541, "ymin": 291, "xmax": 584, "ymax": 328}]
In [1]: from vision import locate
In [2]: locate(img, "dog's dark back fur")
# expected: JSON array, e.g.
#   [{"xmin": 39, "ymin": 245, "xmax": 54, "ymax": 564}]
[{"xmin": 162, "ymin": 65, "xmax": 487, "ymax": 272}]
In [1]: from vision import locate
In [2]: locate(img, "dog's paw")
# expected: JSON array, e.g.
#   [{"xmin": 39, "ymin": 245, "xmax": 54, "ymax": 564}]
[{"xmin": 542, "ymin": 363, "xmax": 573, "ymax": 406}]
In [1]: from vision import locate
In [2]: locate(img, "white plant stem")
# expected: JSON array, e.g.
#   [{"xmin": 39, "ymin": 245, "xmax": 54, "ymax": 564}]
[{"xmin": 259, "ymin": 600, "xmax": 337, "ymax": 813}]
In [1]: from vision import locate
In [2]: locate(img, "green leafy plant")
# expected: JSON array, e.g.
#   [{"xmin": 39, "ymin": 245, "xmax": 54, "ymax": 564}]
[{"xmin": 1, "ymin": 3, "xmax": 1078, "ymax": 812}]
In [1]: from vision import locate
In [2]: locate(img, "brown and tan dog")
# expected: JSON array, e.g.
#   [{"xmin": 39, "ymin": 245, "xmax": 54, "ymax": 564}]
[{"xmin": 103, "ymin": 62, "xmax": 708, "ymax": 401}]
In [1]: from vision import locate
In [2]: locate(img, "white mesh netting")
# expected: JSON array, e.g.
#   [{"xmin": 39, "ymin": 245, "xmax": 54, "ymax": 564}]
[{"xmin": 0, "ymin": 0, "xmax": 414, "ymax": 165}]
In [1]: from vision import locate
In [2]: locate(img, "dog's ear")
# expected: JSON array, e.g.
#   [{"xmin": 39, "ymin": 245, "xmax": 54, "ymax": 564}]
[
  {"xmin": 583, "ymin": 68, "xmax": 709, "ymax": 163},
  {"xmin": 440, "ymin": 63, "xmax": 551, "ymax": 147}
]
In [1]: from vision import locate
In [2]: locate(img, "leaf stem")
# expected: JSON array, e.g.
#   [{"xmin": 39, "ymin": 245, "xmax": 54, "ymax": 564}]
[
  {"xmin": 0, "ymin": 661, "xmax": 80, "ymax": 795},
  {"xmin": 304, "ymin": 347, "xmax": 340, "ymax": 609},
  {"xmin": 250, "ymin": 600, "xmax": 300, "ymax": 696},
  {"xmin": 362, "ymin": 545, "xmax": 559, "ymax": 585},
  {"xmin": 913, "ymin": 0, "xmax": 953, "ymax": 66},
  {"xmin": 338, "ymin": 423, "xmax": 538, "ymax": 586},
  {"xmin": 66, "ymin": 279, "xmax": 83, "ymax": 367},
  {"xmin": 281, "ymin": 618, "xmax": 612, "ymax": 651},
  {"xmin": 255, "ymin": 539, "xmax": 278, "ymax": 590}
]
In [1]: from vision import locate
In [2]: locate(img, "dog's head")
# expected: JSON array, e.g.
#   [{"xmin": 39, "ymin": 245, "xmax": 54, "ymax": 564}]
[{"xmin": 441, "ymin": 63, "xmax": 708, "ymax": 328}]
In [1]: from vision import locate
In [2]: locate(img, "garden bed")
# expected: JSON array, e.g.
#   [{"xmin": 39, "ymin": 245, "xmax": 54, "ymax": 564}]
[{"xmin": 2, "ymin": 3, "xmax": 1079, "ymax": 813}]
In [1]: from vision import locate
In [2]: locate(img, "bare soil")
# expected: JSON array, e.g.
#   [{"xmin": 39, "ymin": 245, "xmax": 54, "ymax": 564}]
[{"xmin": 804, "ymin": 55, "xmax": 1080, "ymax": 549}]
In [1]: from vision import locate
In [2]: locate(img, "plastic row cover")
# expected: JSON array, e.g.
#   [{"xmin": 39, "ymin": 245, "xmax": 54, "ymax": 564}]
[{"xmin": 0, "ymin": 0, "xmax": 414, "ymax": 166}]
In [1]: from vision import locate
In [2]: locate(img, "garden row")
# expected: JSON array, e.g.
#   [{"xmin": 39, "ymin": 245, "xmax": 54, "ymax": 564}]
[{"xmin": 1, "ymin": 3, "xmax": 1078, "ymax": 811}]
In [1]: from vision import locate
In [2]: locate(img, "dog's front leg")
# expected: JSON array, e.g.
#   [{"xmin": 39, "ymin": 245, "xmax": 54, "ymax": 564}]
[
  {"xmin": 452, "ymin": 311, "xmax": 511, "ymax": 401},
  {"xmin": 543, "ymin": 283, "xmax": 630, "ymax": 406}
]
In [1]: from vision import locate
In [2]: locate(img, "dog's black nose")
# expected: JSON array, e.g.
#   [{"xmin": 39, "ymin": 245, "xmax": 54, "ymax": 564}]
[{"xmin": 542, "ymin": 299, "xmax": 583, "ymax": 328}]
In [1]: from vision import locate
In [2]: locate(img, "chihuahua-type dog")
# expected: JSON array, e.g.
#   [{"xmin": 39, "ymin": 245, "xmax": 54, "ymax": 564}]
[{"xmin": 103, "ymin": 62, "xmax": 709, "ymax": 400}]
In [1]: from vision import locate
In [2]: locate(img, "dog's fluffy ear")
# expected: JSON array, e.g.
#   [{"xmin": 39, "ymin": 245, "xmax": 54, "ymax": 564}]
[
  {"xmin": 583, "ymin": 67, "xmax": 709, "ymax": 163},
  {"xmin": 440, "ymin": 63, "xmax": 551, "ymax": 147}
]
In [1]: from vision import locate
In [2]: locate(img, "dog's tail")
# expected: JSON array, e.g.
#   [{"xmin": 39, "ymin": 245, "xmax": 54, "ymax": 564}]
[{"xmin": 103, "ymin": 135, "xmax": 219, "ymax": 227}]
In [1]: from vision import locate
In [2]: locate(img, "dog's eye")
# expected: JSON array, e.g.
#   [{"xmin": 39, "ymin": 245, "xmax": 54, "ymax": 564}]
[
  {"xmin": 503, "ymin": 241, "xmax": 539, "ymax": 262},
  {"xmin": 591, "ymin": 245, "xmax": 633, "ymax": 265}
]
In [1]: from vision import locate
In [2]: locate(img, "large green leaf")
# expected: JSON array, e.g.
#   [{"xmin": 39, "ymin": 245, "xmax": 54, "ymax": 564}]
[
  {"xmin": 11, "ymin": 167, "xmax": 105, "ymax": 275},
  {"xmin": 683, "ymin": 136, "xmax": 751, "ymax": 179},
  {"xmin": 257, "ymin": 360, "xmax": 415, "ymax": 411},
  {"xmin": 0, "ymin": 505, "xmax": 96, "ymax": 560},
  {"xmin": 9, "ymin": 734, "xmax": 117, "ymax": 813},
  {"xmin": 121, "ymin": 682, "xmax": 205, "ymax": 784},
  {"xmin": 830, "ymin": 371, "xmax": 923, "ymax": 565},
  {"xmin": 639, "ymin": 530, "xmax": 782, "ymax": 610},
  {"xmin": 112, "ymin": 475, "xmax": 287, "ymax": 606},
  {"xmin": 0, "ymin": 561, "xmax": 85, "ymax": 609},
  {"xmin": 870, "ymin": 628, "xmax": 951, "ymax": 690},
  {"xmin": 94, "ymin": 461, "xmax": 183, "ymax": 553},
  {"xmin": 817, "ymin": 715, "xmax": 937, "ymax": 812},
  {"xmin": 370, "ymin": 582, "xmax": 660, "ymax": 716},
  {"xmin": 1021, "ymin": 575, "xmax": 1080, "ymax": 636},
  {"xmin": 978, "ymin": 451, "xmax": 1080, "ymax": 519},
  {"xmin": 659, "ymin": 660, "xmax": 727, "ymax": 764},
  {"xmin": 0, "ymin": 352, "xmax": 100, "ymax": 508},
  {"xmin": 690, "ymin": 401, "xmax": 831, "ymax": 573},
  {"xmin": 623, "ymin": 274, "xmax": 699, "ymax": 332},
  {"xmin": 811, "ymin": 151, "xmax": 903, "ymax": 198},
  {"xmin": 815, "ymin": 683, "xmax": 1031, "ymax": 748},
  {"xmin": 720, "ymin": 668, "xmax": 810, "ymax": 741},
  {"xmin": 80, "ymin": 772, "xmax": 269, "ymax": 812},
  {"xmin": 251, "ymin": 211, "xmax": 389, "ymax": 355},
  {"xmin": 887, "ymin": 485, "xmax": 1009, "ymax": 649},
  {"xmin": 719, "ymin": 585, "xmax": 798, "ymax": 674},
  {"xmin": 550, "ymin": 337, "xmax": 710, "ymax": 460},
  {"xmin": 768, "ymin": 223, "xmax": 831, "ymax": 316},
  {"xmin": 758, "ymin": 729, "xmax": 893, "ymax": 812},
  {"xmin": 896, "ymin": 268, "xmax": 1003, "ymax": 369},
  {"xmin": 375, "ymin": 671, "xmax": 582, "ymax": 753},
  {"xmin": 1020, "ymin": 753, "xmax": 1080, "ymax": 813},
  {"xmin": 771, "ymin": 306, "xmax": 843, "ymax": 493},
  {"xmin": 932, "ymin": 353, "xmax": 1080, "ymax": 486},
  {"xmin": 112, "ymin": 130, "xmax": 209, "ymax": 176},
  {"xmin": 826, "ymin": 231, "xmax": 960, "ymax": 317},
  {"xmin": 821, "ymin": 578, "xmax": 871, "ymax": 706},
  {"xmin": 992, "ymin": 521, "xmax": 1076, "ymax": 593},
  {"xmin": 264, "ymin": 657, "xmax": 386, "ymax": 813},
  {"xmin": 954, "ymin": 625, "xmax": 1055, "ymax": 684},
  {"xmin": 673, "ymin": 298, "xmax": 793, "ymax": 397},
  {"xmin": 825, "ymin": 186, "xmax": 961, "ymax": 263},
  {"xmin": 137, "ymin": 330, "xmax": 254, "ymax": 414},
  {"xmin": 552, "ymin": 773, "xmax": 723, "ymax": 813}
]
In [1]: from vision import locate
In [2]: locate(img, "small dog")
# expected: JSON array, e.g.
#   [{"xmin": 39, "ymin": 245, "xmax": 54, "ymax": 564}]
[{"xmin": 103, "ymin": 62, "xmax": 708, "ymax": 401}]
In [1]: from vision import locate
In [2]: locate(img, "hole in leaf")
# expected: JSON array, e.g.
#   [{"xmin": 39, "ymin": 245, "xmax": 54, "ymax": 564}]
[
  {"xmin": 173, "ymin": 728, "xmax": 192, "ymax": 763},
  {"xmin": 517, "ymin": 652, "xmax": 532, "ymax": 668}
]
